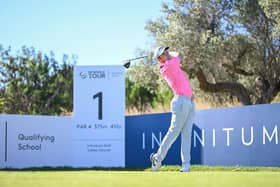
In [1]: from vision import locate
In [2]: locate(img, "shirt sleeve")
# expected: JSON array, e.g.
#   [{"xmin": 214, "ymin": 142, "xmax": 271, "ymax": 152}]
[{"xmin": 160, "ymin": 56, "xmax": 180, "ymax": 76}]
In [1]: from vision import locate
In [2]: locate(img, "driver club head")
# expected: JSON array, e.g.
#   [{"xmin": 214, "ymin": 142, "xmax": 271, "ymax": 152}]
[{"xmin": 123, "ymin": 61, "xmax": 131, "ymax": 69}]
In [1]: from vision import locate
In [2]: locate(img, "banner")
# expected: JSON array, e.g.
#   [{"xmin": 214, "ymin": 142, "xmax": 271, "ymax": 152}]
[
  {"xmin": 0, "ymin": 115, "xmax": 72, "ymax": 169},
  {"xmin": 0, "ymin": 120, "xmax": 6, "ymax": 166},
  {"xmin": 125, "ymin": 103, "xmax": 280, "ymax": 167},
  {"xmin": 0, "ymin": 65, "xmax": 125, "ymax": 169},
  {"xmin": 1, "ymin": 103, "xmax": 279, "ymax": 168},
  {"xmin": 73, "ymin": 66, "xmax": 125, "ymax": 167}
]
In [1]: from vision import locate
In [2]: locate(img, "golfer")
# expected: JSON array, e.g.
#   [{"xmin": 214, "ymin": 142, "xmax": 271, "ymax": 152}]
[{"xmin": 150, "ymin": 46, "xmax": 195, "ymax": 172}]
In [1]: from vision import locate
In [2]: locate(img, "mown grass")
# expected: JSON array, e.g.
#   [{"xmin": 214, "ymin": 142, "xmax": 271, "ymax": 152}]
[{"xmin": 1, "ymin": 165, "xmax": 280, "ymax": 187}]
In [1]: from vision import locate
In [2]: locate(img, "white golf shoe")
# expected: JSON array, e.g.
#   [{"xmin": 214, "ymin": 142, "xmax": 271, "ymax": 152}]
[
  {"xmin": 150, "ymin": 153, "xmax": 161, "ymax": 171},
  {"xmin": 180, "ymin": 164, "xmax": 190, "ymax": 172}
]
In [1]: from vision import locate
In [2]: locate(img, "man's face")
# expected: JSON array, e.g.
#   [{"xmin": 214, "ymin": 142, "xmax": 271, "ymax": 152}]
[{"xmin": 157, "ymin": 50, "xmax": 168, "ymax": 64}]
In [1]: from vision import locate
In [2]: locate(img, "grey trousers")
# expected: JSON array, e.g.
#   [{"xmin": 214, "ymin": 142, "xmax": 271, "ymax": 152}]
[{"xmin": 155, "ymin": 95, "xmax": 195, "ymax": 166}]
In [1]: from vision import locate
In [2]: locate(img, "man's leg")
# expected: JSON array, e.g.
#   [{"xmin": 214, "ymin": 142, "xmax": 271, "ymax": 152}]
[
  {"xmin": 153, "ymin": 97, "xmax": 189, "ymax": 164},
  {"xmin": 180, "ymin": 101, "xmax": 195, "ymax": 172}
]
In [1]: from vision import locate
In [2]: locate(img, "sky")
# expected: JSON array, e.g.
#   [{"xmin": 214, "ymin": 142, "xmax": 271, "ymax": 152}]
[{"xmin": 0, "ymin": 0, "xmax": 163, "ymax": 65}]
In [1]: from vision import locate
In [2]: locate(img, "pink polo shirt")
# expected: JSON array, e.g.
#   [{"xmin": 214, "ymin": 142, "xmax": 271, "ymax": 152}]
[{"xmin": 160, "ymin": 56, "xmax": 193, "ymax": 97}]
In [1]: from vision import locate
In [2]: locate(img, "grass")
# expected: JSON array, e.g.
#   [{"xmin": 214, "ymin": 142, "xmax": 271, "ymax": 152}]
[{"xmin": 1, "ymin": 165, "xmax": 280, "ymax": 187}]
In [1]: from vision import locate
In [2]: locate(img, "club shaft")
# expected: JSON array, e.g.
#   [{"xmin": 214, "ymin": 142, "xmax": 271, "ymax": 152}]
[{"xmin": 125, "ymin": 55, "xmax": 147, "ymax": 62}]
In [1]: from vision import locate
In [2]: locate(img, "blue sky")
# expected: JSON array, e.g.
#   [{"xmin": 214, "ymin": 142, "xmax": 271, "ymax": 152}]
[{"xmin": 0, "ymin": 0, "xmax": 163, "ymax": 65}]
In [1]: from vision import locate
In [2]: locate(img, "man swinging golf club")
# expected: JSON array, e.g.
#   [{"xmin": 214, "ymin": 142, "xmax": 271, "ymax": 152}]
[{"xmin": 150, "ymin": 46, "xmax": 195, "ymax": 172}]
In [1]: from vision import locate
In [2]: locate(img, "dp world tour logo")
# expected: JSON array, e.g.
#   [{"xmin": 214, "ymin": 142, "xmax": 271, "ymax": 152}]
[
  {"xmin": 79, "ymin": 71, "xmax": 106, "ymax": 79},
  {"xmin": 79, "ymin": 72, "xmax": 87, "ymax": 79}
]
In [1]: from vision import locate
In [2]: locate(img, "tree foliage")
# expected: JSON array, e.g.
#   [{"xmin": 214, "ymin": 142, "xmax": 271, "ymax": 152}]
[
  {"xmin": 144, "ymin": 0, "xmax": 280, "ymax": 105},
  {"xmin": 0, "ymin": 46, "xmax": 75, "ymax": 115},
  {"xmin": 125, "ymin": 54, "xmax": 173, "ymax": 113}
]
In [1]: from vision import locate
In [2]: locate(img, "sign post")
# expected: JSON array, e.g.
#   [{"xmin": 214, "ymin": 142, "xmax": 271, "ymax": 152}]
[{"xmin": 73, "ymin": 66, "xmax": 125, "ymax": 167}]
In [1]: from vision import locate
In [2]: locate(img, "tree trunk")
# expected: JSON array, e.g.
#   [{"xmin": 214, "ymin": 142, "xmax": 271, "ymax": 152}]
[
  {"xmin": 256, "ymin": 81, "xmax": 280, "ymax": 104},
  {"xmin": 41, "ymin": 83, "xmax": 62, "ymax": 113},
  {"xmin": 196, "ymin": 67, "xmax": 252, "ymax": 105}
]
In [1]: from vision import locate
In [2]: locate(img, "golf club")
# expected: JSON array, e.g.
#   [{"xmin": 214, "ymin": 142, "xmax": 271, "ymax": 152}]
[{"xmin": 123, "ymin": 55, "xmax": 148, "ymax": 69}]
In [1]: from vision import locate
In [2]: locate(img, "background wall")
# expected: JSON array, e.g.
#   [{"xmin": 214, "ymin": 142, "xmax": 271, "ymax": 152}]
[{"xmin": 125, "ymin": 103, "xmax": 280, "ymax": 167}]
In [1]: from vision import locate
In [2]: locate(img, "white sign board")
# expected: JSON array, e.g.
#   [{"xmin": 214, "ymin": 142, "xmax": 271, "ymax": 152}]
[
  {"xmin": 0, "ymin": 65, "xmax": 125, "ymax": 169},
  {"xmin": 0, "ymin": 115, "xmax": 72, "ymax": 169},
  {"xmin": 73, "ymin": 66, "xmax": 125, "ymax": 167}
]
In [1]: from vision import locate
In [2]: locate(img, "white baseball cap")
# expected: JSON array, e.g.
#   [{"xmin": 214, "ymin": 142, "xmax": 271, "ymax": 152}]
[{"xmin": 153, "ymin": 46, "xmax": 169, "ymax": 60}]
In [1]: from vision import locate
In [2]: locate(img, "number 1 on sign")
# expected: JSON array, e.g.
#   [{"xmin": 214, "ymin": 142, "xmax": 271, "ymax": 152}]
[{"xmin": 93, "ymin": 92, "xmax": 103, "ymax": 120}]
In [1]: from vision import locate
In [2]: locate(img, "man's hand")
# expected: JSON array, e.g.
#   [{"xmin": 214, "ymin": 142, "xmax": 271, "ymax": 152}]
[{"xmin": 168, "ymin": 51, "xmax": 179, "ymax": 58}]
